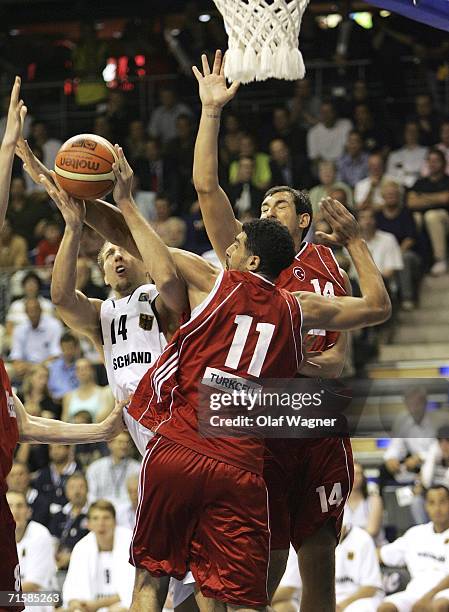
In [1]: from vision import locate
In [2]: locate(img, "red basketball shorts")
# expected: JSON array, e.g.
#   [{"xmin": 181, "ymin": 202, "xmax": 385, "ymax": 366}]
[
  {"xmin": 130, "ymin": 435, "xmax": 270, "ymax": 607},
  {"xmin": 266, "ymin": 437, "xmax": 354, "ymax": 551},
  {"xmin": 0, "ymin": 495, "xmax": 23, "ymax": 612}
]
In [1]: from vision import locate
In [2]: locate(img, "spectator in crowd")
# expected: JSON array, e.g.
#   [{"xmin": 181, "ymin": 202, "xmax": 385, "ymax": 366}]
[
  {"xmin": 47, "ymin": 333, "xmax": 81, "ymax": 401},
  {"xmin": 35, "ymin": 219, "xmax": 62, "ymax": 266},
  {"xmin": 49, "ymin": 472, "xmax": 89, "ymax": 572},
  {"xmin": 97, "ymin": 90, "xmax": 130, "ymax": 144},
  {"xmin": 354, "ymin": 153, "xmax": 393, "ymax": 210},
  {"xmin": 378, "ymin": 486, "xmax": 449, "ymax": 612},
  {"xmin": 358, "ymin": 207, "xmax": 404, "ymax": 283},
  {"xmin": 6, "ymin": 271, "xmax": 54, "ymax": 336},
  {"xmin": 421, "ymin": 426, "xmax": 449, "ymax": 490},
  {"xmin": 7, "ymin": 461, "xmax": 51, "ymax": 527},
  {"xmin": 353, "ymin": 103, "xmax": 389, "ymax": 155},
  {"xmin": 337, "ymin": 130, "xmax": 370, "ymax": 188},
  {"xmin": 32, "ymin": 444, "xmax": 80, "ymax": 516},
  {"xmin": 309, "ymin": 160, "xmax": 353, "ymax": 214},
  {"xmin": 228, "ymin": 157, "xmax": 264, "ymax": 219},
  {"xmin": 269, "ymin": 138, "xmax": 313, "ymax": 190},
  {"xmin": 387, "ymin": 121, "xmax": 428, "ymax": 188},
  {"xmin": 382, "ymin": 387, "xmax": 435, "ymax": 488},
  {"xmin": 345, "ymin": 461, "xmax": 385, "ymax": 545},
  {"xmin": 273, "ymin": 524, "xmax": 383, "ymax": 612},
  {"xmin": 229, "ymin": 133, "xmax": 272, "ymax": 191},
  {"xmin": 71, "ymin": 21, "xmax": 108, "ymax": 107},
  {"xmin": 133, "ymin": 138, "xmax": 177, "ymax": 202},
  {"xmin": 346, "ymin": 79, "xmax": 371, "ymax": 116},
  {"xmin": 421, "ymin": 120, "xmax": 449, "ymax": 177},
  {"xmin": 0, "ymin": 217, "xmax": 28, "ymax": 268},
  {"xmin": 130, "ymin": 174, "xmax": 156, "ymax": 222},
  {"xmin": 124, "ymin": 119, "xmax": 148, "ymax": 163},
  {"xmin": 165, "ymin": 113, "xmax": 196, "ymax": 211},
  {"xmin": 264, "ymin": 106, "xmax": 305, "ymax": 151},
  {"xmin": 10, "ymin": 297, "xmax": 63, "ymax": 379},
  {"xmin": 72, "ymin": 410, "xmax": 109, "ymax": 470},
  {"xmin": 219, "ymin": 112, "xmax": 244, "ymax": 168},
  {"xmin": 148, "ymin": 86, "xmax": 193, "ymax": 145},
  {"xmin": 7, "ymin": 491, "xmax": 56, "ymax": 610},
  {"xmin": 86, "ymin": 432, "xmax": 140, "ymax": 511},
  {"xmin": 92, "ymin": 115, "xmax": 114, "ymax": 143},
  {"xmin": 7, "ymin": 177, "xmax": 54, "ymax": 248},
  {"xmin": 411, "ymin": 93, "xmax": 441, "ymax": 146},
  {"xmin": 287, "ymin": 78, "xmax": 321, "ymax": 130},
  {"xmin": 151, "ymin": 192, "xmax": 188, "ymax": 248},
  {"xmin": 161, "ymin": 216, "xmax": 188, "ymax": 248},
  {"xmin": 76, "ymin": 256, "xmax": 108, "ymax": 300},
  {"xmin": 116, "ymin": 473, "xmax": 139, "ymax": 530},
  {"xmin": 62, "ymin": 357, "xmax": 114, "ymax": 423},
  {"xmin": 376, "ymin": 181, "xmax": 422, "ymax": 310},
  {"xmin": 307, "ymin": 100, "xmax": 352, "ymax": 164},
  {"xmin": 28, "ymin": 120, "xmax": 62, "ymax": 170},
  {"xmin": 408, "ymin": 148, "xmax": 449, "ymax": 276},
  {"xmin": 62, "ymin": 500, "xmax": 134, "ymax": 611},
  {"xmin": 20, "ymin": 364, "xmax": 59, "ymax": 419}
]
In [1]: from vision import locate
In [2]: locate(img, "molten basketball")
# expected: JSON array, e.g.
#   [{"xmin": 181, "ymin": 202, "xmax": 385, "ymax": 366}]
[{"xmin": 54, "ymin": 134, "xmax": 117, "ymax": 200}]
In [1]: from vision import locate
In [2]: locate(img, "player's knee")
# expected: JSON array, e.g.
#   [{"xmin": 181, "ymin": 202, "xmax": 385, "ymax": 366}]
[
  {"xmin": 377, "ymin": 603, "xmax": 398, "ymax": 612},
  {"xmin": 431, "ymin": 600, "xmax": 449, "ymax": 612}
]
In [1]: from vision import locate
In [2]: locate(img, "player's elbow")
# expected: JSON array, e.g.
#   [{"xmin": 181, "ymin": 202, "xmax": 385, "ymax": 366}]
[
  {"xmin": 193, "ymin": 170, "xmax": 219, "ymax": 194},
  {"xmin": 369, "ymin": 294, "xmax": 392, "ymax": 326}
]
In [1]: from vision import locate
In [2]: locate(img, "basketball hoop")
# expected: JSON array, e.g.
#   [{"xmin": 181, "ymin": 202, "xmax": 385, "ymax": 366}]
[{"xmin": 212, "ymin": 0, "xmax": 310, "ymax": 84}]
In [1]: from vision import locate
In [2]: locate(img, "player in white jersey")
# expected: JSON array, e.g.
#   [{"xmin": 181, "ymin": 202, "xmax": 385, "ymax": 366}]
[
  {"xmin": 379, "ymin": 486, "xmax": 449, "ymax": 612},
  {"xmin": 40, "ymin": 150, "xmax": 206, "ymax": 611}
]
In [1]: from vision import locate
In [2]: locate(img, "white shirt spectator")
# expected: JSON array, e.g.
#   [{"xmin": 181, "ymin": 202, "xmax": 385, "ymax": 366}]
[
  {"xmin": 384, "ymin": 437, "xmax": 434, "ymax": 463},
  {"xmin": 116, "ymin": 502, "xmax": 135, "ymax": 530},
  {"xmin": 63, "ymin": 527, "xmax": 135, "ymax": 611},
  {"xmin": 10, "ymin": 314, "xmax": 63, "ymax": 363},
  {"xmin": 6, "ymin": 297, "xmax": 55, "ymax": 328},
  {"xmin": 42, "ymin": 138, "xmax": 62, "ymax": 170},
  {"xmin": 307, "ymin": 119, "xmax": 352, "ymax": 162},
  {"xmin": 387, "ymin": 145, "xmax": 428, "ymax": 188},
  {"xmin": 148, "ymin": 103, "xmax": 193, "ymax": 145},
  {"xmin": 365, "ymin": 230, "xmax": 403, "ymax": 276},
  {"xmin": 335, "ymin": 526, "xmax": 383, "ymax": 609},
  {"xmin": 344, "ymin": 498, "xmax": 387, "ymax": 546},
  {"xmin": 380, "ymin": 522, "xmax": 449, "ymax": 605},
  {"xmin": 17, "ymin": 520, "xmax": 56, "ymax": 612},
  {"xmin": 86, "ymin": 456, "xmax": 140, "ymax": 511},
  {"xmin": 133, "ymin": 190, "xmax": 156, "ymax": 221},
  {"xmin": 421, "ymin": 441, "xmax": 449, "ymax": 489},
  {"xmin": 354, "ymin": 175, "xmax": 395, "ymax": 209}
]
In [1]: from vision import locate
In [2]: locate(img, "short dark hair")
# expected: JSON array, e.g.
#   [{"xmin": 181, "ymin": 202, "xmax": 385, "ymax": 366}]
[
  {"xmin": 60, "ymin": 332, "xmax": 80, "ymax": 346},
  {"xmin": 22, "ymin": 271, "xmax": 42, "ymax": 289},
  {"xmin": 66, "ymin": 471, "xmax": 88, "ymax": 486},
  {"xmin": 428, "ymin": 147, "xmax": 446, "ymax": 165},
  {"xmin": 263, "ymin": 186, "xmax": 313, "ymax": 227},
  {"xmin": 425, "ymin": 485, "xmax": 449, "ymax": 500},
  {"xmin": 242, "ymin": 218, "xmax": 295, "ymax": 280},
  {"xmin": 88, "ymin": 499, "xmax": 116, "ymax": 519}
]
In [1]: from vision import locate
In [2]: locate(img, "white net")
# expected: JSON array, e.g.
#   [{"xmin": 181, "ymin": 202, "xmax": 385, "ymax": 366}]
[{"xmin": 212, "ymin": 0, "xmax": 310, "ymax": 84}]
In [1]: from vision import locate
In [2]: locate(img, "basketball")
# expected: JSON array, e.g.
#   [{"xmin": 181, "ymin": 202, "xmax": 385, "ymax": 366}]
[{"xmin": 54, "ymin": 134, "xmax": 117, "ymax": 200}]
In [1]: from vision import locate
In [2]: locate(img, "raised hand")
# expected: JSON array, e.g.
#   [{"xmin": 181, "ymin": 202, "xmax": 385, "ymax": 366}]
[
  {"xmin": 40, "ymin": 173, "xmax": 86, "ymax": 228},
  {"xmin": 315, "ymin": 197, "xmax": 360, "ymax": 247},
  {"xmin": 192, "ymin": 50, "xmax": 240, "ymax": 110},
  {"xmin": 101, "ymin": 398, "xmax": 128, "ymax": 440},
  {"xmin": 112, "ymin": 145, "xmax": 134, "ymax": 205},
  {"xmin": 2, "ymin": 76, "xmax": 27, "ymax": 148},
  {"xmin": 16, "ymin": 137, "xmax": 52, "ymax": 186}
]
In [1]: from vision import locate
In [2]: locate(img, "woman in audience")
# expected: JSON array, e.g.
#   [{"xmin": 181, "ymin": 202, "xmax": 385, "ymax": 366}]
[
  {"xmin": 62, "ymin": 358, "xmax": 114, "ymax": 422},
  {"xmin": 344, "ymin": 461, "xmax": 386, "ymax": 544}
]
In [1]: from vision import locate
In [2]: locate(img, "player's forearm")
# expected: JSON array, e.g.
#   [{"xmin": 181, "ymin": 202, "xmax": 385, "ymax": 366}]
[
  {"xmin": 21, "ymin": 414, "xmax": 112, "ymax": 444},
  {"xmin": 193, "ymin": 106, "xmax": 221, "ymax": 193},
  {"xmin": 0, "ymin": 141, "xmax": 15, "ymax": 228},
  {"xmin": 425, "ymin": 575, "xmax": 449, "ymax": 599},
  {"xmin": 346, "ymin": 238, "xmax": 391, "ymax": 325},
  {"xmin": 119, "ymin": 197, "xmax": 188, "ymax": 313},
  {"xmin": 51, "ymin": 225, "xmax": 82, "ymax": 306},
  {"xmin": 86, "ymin": 199, "xmax": 141, "ymax": 260}
]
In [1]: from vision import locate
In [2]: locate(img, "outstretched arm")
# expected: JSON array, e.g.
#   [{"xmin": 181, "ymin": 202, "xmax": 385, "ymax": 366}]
[
  {"xmin": 112, "ymin": 146, "xmax": 188, "ymax": 315},
  {"xmin": 41, "ymin": 175, "xmax": 103, "ymax": 343},
  {"xmin": 192, "ymin": 50, "xmax": 242, "ymax": 265},
  {"xmin": 16, "ymin": 394, "xmax": 125, "ymax": 443},
  {"xmin": 299, "ymin": 199, "xmax": 391, "ymax": 332},
  {"xmin": 0, "ymin": 76, "xmax": 27, "ymax": 229}
]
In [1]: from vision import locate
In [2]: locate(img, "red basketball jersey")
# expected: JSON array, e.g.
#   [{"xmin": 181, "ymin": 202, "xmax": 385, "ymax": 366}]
[
  {"xmin": 129, "ymin": 270, "xmax": 303, "ymax": 475},
  {"xmin": 276, "ymin": 242, "xmax": 347, "ymax": 351},
  {"xmin": 0, "ymin": 360, "xmax": 19, "ymax": 495}
]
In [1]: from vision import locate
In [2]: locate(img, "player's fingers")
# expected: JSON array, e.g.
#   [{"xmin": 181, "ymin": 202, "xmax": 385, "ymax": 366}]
[
  {"xmin": 10, "ymin": 76, "xmax": 20, "ymax": 105},
  {"xmin": 192, "ymin": 65, "xmax": 202, "ymax": 82},
  {"xmin": 212, "ymin": 49, "xmax": 222, "ymax": 75},
  {"xmin": 314, "ymin": 230, "xmax": 336, "ymax": 245},
  {"xmin": 201, "ymin": 53, "xmax": 211, "ymax": 76},
  {"xmin": 229, "ymin": 80, "xmax": 240, "ymax": 96}
]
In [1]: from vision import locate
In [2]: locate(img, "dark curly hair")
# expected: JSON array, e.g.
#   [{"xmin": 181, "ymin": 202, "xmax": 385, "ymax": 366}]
[
  {"xmin": 263, "ymin": 185, "xmax": 312, "ymax": 229},
  {"xmin": 242, "ymin": 218, "xmax": 295, "ymax": 280}
]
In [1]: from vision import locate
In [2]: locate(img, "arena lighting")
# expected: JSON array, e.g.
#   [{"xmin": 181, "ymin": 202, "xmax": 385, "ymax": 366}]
[
  {"xmin": 349, "ymin": 11, "xmax": 373, "ymax": 28},
  {"xmin": 317, "ymin": 13, "xmax": 343, "ymax": 28},
  {"xmin": 361, "ymin": 0, "xmax": 449, "ymax": 32},
  {"xmin": 198, "ymin": 13, "xmax": 211, "ymax": 22},
  {"xmin": 379, "ymin": 9, "xmax": 391, "ymax": 15}
]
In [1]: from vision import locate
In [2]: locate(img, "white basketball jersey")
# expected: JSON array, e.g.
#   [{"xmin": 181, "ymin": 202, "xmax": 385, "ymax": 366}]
[{"xmin": 100, "ymin": 284, "xmax": 167, "ymax": 455}]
